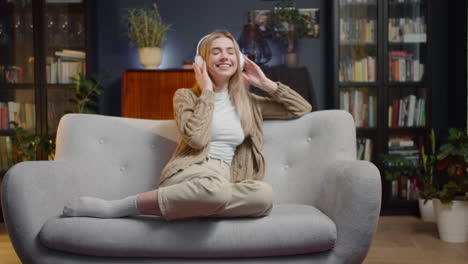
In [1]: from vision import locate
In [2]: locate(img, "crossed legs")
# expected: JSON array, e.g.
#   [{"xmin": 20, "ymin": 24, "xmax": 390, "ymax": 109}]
[{"xmin": 62, "ymin": 158, "xmax": 274, "ymax": 221}]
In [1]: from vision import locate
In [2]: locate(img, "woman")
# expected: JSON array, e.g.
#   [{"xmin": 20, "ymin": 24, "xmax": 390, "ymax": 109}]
[{"xmin": 62, "ymin": 31, "xmax": 312, "ymax": 221}]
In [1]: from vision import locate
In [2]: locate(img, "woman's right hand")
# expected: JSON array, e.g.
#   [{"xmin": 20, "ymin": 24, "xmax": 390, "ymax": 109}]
[{"xmin": 193, "ymin": 61, "xmax": 213, "ymax": 92}]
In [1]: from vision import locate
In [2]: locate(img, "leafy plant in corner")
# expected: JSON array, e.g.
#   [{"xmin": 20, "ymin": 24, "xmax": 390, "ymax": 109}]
[
  {"xmin": 9, "ymin": 122, "xmax": 56, "ymax": 164},
  {"xmin": 67, "ymin": 70, "xmax": 108, "ymax": 114},
  {"xmin": 435, "ymin": 128, "xmax": 468, "ymax": 205}
]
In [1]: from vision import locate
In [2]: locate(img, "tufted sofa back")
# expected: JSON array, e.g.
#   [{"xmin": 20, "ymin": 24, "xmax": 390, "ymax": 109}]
[{"xmin": 54, "ymin": 110, "xmax": 356, "ymax": 205}]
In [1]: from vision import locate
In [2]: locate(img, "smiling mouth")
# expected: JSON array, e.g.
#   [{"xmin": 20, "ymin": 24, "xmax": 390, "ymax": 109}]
[{"xmin": 216, "ymin": 63, "xmax": 233, "ymax": 69}]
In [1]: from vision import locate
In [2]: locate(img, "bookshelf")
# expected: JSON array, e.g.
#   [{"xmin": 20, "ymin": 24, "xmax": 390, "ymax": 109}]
[
  {"xmin": 0, "ymin": 0, "xmax": 90, "ymax": 221},
  {"xmin": 331, "ymin": 0, "xmax": 431, "ymax": 215}
]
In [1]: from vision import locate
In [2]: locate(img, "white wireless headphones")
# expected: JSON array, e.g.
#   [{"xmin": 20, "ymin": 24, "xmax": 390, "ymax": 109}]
[{"xmin": 194, "ymin": 34, "xmax": 245, "ymax": 70}]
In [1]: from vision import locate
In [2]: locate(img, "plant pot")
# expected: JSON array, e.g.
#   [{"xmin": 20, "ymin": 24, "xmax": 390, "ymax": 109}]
[
  {"xmin": 138, "ymin": 47, "xmax": 162, "ymax": 69},
  {"xmin": 285, "ymin": 52, "xmax": 298, "ymax": 68},
  {"xmin": 418, "ymin": 197, "xmax": 435, "ymax": 222},
  {"xmin": 433, "ymin": 199, "xmax": 468, "ymax": 243}
]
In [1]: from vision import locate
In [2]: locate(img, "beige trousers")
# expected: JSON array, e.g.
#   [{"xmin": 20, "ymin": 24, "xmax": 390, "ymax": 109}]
[{"xmin": 157, "ymin": 157, "xmax": 274, "ymax": 221}]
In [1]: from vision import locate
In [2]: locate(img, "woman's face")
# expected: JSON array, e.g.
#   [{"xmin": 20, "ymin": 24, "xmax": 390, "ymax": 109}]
[{"xmin": 206, "ymin": 37, "xmax": 238, "ymax": 82}]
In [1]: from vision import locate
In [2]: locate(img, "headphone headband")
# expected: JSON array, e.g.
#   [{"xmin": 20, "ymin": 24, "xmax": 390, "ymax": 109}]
[{"xmin": 196, "ymin": 34, "xmax": 211, "ymax": 57}]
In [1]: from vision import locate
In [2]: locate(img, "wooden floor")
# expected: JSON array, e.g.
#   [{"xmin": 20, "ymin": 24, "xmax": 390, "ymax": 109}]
[{"xmin": 0, "ymin": 217, "xmax": 467, "ymax": 264}]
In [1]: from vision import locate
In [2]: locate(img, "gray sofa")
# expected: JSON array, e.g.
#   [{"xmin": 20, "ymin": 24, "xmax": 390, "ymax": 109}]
[{"xmin": 1, "ymin": 110, "xmax": 381, "ymax": 264}]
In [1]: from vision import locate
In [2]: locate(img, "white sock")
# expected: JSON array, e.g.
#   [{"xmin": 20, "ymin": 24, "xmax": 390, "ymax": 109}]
[{"xmin": 62, "ymin": 195, "xmax": 140, "ymax": 218}]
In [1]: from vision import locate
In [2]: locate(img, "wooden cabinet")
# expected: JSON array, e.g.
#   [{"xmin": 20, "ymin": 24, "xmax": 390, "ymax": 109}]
[
  {"xmin": 121, "ymin": 67, "xmax": 316, "ymax": 120},
  {"xmin": 121, "ymin": 69, "xmax": 195, "ymax": 120}
]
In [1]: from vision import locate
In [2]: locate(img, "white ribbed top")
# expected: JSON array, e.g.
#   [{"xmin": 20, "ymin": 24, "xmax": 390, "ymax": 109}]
[{"xmin": 208, "ymin": 90, "xmax": 245, "ymax": 165}]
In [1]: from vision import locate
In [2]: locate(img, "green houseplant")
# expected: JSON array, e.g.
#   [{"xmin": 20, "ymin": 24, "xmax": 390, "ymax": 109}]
[
  {"xmin": 432, "ymin": 128, "xmax": 468, "ymax": 243},
  {"xmin": 268, "ymin": 1, "xmax": 310, "ymax": 67},
  {"xmin": 67, "ymin": 70, "xmax": 108, "ymax": 114},
  {"xmin": 435, "ymin": 128, "xmax": 468, "ymax": 204},
  {"xmin": 416, "ymin": 129, "xmax": 438, "ymax": 222},
  {"xmin": 9, "ymin": 121, "xmax": 54, "ymax": 163},
  {"xmin": 124, "ymin": 2, "xmax": 171, "ymax": 69},
  {"xmin": 419, "ymin": 129, "xmax": 438, "ymax": 200}
]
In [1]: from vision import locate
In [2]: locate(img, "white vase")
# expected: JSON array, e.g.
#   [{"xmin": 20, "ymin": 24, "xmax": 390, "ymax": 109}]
[
  {"xmin": 418, "ymin": 198, "xmax": 435, "ymax": 222},
  {"xmin": 285, "ymin": 52, "xmax": 298, "ymax": 68},
  {"xmin": 138, "ymin": 47, "xmax": 162, "ymax": 69},
  {"xmin": 433, "ymin": 199, "xmax": 468, "ymax": 243}
]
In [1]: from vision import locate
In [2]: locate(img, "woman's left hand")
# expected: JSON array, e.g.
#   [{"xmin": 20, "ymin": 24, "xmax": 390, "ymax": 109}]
[{"xmin": 242, "ymin": 55, "xmax": 277, "ymax": 93}]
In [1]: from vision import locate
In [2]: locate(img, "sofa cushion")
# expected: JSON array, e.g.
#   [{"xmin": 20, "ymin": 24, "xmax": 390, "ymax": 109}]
[{"xmin": 39, "ymin": 203, "xmax": 336, "ymax": 258}]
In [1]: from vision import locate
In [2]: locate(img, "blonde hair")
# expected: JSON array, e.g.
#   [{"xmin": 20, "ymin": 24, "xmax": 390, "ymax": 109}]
[{"xmin": 193, "ymin": 31, "xmax": 254, "ymax": 136}]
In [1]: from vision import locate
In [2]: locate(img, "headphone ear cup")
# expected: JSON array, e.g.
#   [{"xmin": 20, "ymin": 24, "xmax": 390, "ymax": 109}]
[
  {"xmin": 194, "ymin": 55, "xmax": 204, "ymax": 68},
  {"xmin": 239, "ymin": 52, "xmax": 245, "ymax": 71}
]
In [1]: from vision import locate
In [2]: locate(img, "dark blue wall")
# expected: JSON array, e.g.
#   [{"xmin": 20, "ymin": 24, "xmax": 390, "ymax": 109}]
[{"xmin": 92, "ymin": 0, "xmax": 327, "ymax": 116}]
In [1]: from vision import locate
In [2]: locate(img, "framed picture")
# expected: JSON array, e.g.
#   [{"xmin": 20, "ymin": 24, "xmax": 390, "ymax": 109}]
[
  {"xmin": 247, "ymin": 8, "xmax": 320, "ymax": 39},
  {"xmin": 248, "ymin": 10, "xmax": 273, "ymax": 38},
  {"xmin": 299, "ymin": 8, "xmax": 320, "ymax": 38}
]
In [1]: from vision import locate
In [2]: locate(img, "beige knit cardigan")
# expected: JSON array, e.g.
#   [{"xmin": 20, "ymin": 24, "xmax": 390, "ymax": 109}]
[{"xmin": 158, "ymin": 82, "xmax": 312, "ymax": 185}]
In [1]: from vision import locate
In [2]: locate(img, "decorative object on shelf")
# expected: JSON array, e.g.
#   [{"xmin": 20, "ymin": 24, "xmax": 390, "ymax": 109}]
[
  {"xmin": 248, "ymin": 10, "xmax": 273, "ymax": 38},
  {"xmin": 124, "ymin": 2, "xmax": 171, "ymax": 69},
  {"xmin": 238, "ymin": 23, "xmax": 272, "ymax": 65},
  {"xmin": 429, "ymin": 128, "xmax": 468, "ymax": 243},
  {"xmin": 268, "ymin": 1, "xmax": 313, "ymax": 67}
]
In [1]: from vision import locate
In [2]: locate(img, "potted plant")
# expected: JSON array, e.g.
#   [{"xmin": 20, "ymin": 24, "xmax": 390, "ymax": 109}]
[
  {"xmin": 268, "ymin": 1, "xmax": 310, "ymax": 67},
  {"xmin": 123, "ymin": 2, "xmax": 170, "ymax": 69},
  {"xmin": 432, "ymin": 128, "xmax": 468, "ymax": 243},
  {"xmin": 68, "ymin": 70, "xmax": 108, "ymax": 114},
  {"xmin": 417, "ymin": 129, "xmax": 438, "ymax": 222}
]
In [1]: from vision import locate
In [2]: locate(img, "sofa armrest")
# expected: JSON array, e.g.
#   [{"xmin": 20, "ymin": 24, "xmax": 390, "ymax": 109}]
[
  {"xmin": 1, "ymin": 160, "xmax": 82, "ymax": 263},
  {"xmin": 316, "ymin": 160, "xmax": 381, "ymax": 264}
]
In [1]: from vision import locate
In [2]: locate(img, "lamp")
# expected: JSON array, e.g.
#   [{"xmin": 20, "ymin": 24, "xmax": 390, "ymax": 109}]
[{"xmin": 238, "ymin": 23, "xmax": 272, "ymax": 65}]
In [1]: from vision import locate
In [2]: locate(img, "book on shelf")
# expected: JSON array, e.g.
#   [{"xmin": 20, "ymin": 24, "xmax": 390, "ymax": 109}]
[
  {"xmin": 0, "ymin": 136, "xmax": 13, "ymax": 171},
  {"xmin": 390, "ymin": 176, "xmax": 418, "ymax": 201},
  {"xmin": 340, "ymin": 18, "xmax": 376, "ymax": 43},
  {"xmin": 340, "ymin": 89, "xmax": 377, "ymax": 128},
  {"xmin": 54, "ymin": 49, "xmax": 86, "ymax": 60},
  {"xmin": 47, "ymin": 49, "xmax": 86, "ymax": 84},
  {"xmin": 388, "ymin": 94, "xmax": 425, "ymax": 128},
  {"xmin": 0, "ymin": 102, "xmax": 8, "ymax": 130},
  {"xmin": 388, "ymin": 51, "xmax": 424, "ymax": 82},
  {"xmin": 340, "ymin": 0, "xmax": 377, "ymax": 5},
  {"xmin": 1, "ymin": 101, "xmax": 35, "ymax": 130},
  {"xmin": 391, "ymin": 180, "xmax": 399, "ymax": 199},
  {"xmin": 398, "ymin": 176, "xmax": 418, "ymax": 200},
  {"xmin": 388, "ymin": 17, "xmax": 426, "ymax": 43},
  {"xmin": 339, "ymin": 56, "xmax": 376, "ymax": 82},
  {"xmin": 388, "ymin": 136, "xmax": 421, "ymax": 166},
  {"xmin": 357, "ymin": 137, "xmax": 373, "ymax": 161}
]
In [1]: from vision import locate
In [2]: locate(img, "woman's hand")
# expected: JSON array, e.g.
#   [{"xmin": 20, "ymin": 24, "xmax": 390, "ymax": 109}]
[
  {"xmin": 193, "ymin": 61, "xmax": 213, "ymax": 92},
  {"xmin": 242, "ymin": 55, "xmax": 277, "ymax": 93}
]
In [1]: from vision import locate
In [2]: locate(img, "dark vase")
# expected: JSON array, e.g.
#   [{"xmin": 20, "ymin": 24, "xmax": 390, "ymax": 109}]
[{"xmin": 238, "ymin": 23, "xmax": 272, "ymax": 65}]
